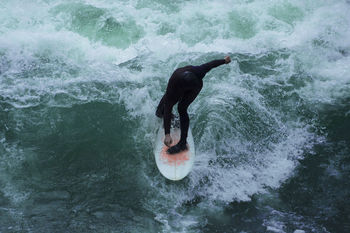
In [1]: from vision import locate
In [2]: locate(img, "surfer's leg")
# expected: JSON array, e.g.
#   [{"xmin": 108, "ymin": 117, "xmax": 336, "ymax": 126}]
[
  {"xmin": 167, "ymin": 89, "xmax": 200, "ymax": 154},
  {"xmin": 178, "ymin": 90, "xmax": 200, "ymax": 145}
]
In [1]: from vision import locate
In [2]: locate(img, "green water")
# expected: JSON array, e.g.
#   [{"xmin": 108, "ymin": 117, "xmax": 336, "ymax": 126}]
[{"xmin": 0, "ymin": 0, "xmax": 350, "ymax": 232}]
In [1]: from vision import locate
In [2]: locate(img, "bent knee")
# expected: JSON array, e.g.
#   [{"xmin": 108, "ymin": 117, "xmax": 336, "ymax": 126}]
[{"xmin": 177, "ymin": 105, "xmax": 188, "ymax": 115}]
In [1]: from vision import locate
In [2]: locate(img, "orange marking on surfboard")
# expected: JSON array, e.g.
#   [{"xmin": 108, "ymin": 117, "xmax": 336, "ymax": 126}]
[{"xmin": 160, "ymin": 141, "xmax": 190, "ymax": 166}]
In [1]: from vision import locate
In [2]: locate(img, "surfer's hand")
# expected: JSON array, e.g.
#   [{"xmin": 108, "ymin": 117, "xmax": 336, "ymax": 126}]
[
  {"xmin": 224, "ymin": 56, "xmax": 231, "ymax": 64},
  {"xmin": 164, "ymin": 134, "xmax": 172, "ymax": 147}
]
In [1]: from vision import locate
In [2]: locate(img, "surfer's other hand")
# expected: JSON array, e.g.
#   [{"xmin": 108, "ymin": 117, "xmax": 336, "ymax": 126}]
[
  {"xmin": 224, "ymin": 56, "xmax": 231, "ymax": 64},
  {"xmin": 164, "ymin": 134, "xmax": 172, "ymax": 147}
]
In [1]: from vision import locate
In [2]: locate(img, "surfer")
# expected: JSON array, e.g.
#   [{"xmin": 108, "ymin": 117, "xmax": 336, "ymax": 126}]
[{"xmin": 156, "ymin": 56, "xmax": 231, "ymax": 154}]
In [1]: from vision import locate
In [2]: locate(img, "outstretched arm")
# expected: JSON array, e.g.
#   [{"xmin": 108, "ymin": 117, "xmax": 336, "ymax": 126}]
[
  {"xmin": 196, "ymin": 56, "xmax": 231, "ymax": 77},
  {"xmin": 200, "ymin": 56, "xmax": 231, "ymax": 73}
]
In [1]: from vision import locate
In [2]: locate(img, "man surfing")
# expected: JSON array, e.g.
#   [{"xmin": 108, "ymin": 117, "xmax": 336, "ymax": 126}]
[{"xmin": 156, "ymin": 56, "xmax": 231, "ymax": 154}]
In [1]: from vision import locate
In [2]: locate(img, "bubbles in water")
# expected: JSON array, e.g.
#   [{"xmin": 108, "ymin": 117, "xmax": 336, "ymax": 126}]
[{"xmin": 1, "ymin": 0, "xmax": 350, "ymax": 232}]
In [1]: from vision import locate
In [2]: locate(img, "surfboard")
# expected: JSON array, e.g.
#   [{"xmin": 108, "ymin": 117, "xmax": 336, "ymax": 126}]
[{"xmin": 154, "ymin": 119, "xmax": 195, "ymax": 181}]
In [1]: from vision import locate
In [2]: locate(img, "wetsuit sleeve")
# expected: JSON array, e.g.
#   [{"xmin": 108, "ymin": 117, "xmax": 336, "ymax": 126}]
[
  {"xmin": 163, "ymin": 100, "xmax": 174, "ymax": 135},
  {"xmin": 198, "ymin": 59, "xmax": 226, "ymax": 74}
]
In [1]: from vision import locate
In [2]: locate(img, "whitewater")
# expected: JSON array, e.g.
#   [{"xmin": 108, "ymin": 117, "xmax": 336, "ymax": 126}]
[{"xmin": 0, "ymin": 0, "xmax": 349, "ymax": 232}]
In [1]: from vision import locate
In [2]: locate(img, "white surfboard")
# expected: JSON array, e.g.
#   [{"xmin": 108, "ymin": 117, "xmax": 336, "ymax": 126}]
[{"xmin": 154, "ymin": 120, "xmax": 195, "ymax": 181}]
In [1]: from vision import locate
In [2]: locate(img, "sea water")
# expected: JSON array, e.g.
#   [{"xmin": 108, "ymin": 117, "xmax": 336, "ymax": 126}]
[{"xmin": 0, "ymin": 0, "xmax": 349, "ymax": 232}]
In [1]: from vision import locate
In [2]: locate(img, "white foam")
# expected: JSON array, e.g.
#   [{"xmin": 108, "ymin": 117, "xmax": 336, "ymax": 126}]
[
  {"xmin": 0, "ymin": 134, "xmax": 30, "ymax": 204},
  {"xmin": 1, "ymin": 0, "xmax": 349, "ymax": 231}
]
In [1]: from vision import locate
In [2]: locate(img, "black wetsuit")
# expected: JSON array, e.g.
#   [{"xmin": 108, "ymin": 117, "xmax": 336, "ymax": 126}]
[{"xmin": 156, "ymin": 59, "xmax": 226, "ymax": 154}]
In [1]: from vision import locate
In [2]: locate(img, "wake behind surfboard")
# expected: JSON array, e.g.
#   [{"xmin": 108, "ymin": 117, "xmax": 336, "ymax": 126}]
[{"xmin": 154, "ymin": 118, "xmax": 195, "ymax": 181}]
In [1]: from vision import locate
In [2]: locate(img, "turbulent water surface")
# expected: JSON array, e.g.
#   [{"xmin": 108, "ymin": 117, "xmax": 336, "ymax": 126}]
[{"xmin": 1, "ymin": 0, "xmax": 350, "ymax": 232}]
